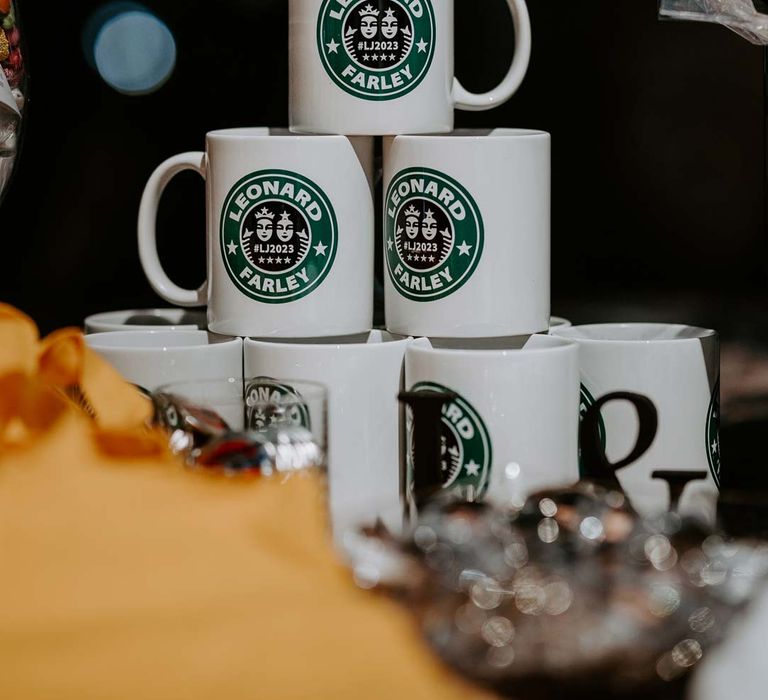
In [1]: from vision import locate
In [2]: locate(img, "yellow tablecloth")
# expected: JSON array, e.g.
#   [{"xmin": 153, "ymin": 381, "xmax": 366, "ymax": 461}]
[{"xmin": 0, "ymin": 305, "xmax": 486, "ymax": 700}]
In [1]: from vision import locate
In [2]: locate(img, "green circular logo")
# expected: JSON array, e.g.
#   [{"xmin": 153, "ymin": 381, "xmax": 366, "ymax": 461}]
[
  {"xmin": 220, "ymin": 170, "xmax": 338, "ymax": 304},
  {"xmin": 706, "ymin": 377, "xmax": 720, "ymax": 489},
  {"xmin": 317, "ymin": 0, "xmax": 435, "ymax": 101},
  {"xmin": 578, "ymin": 383, "xmax": 605, "ymax": 477},
  {"xmin": 408, "ymin": 382, "xmax": 492, "ymax": 501},
  {"xmin": 245, "ymin": 379, "xmax": 312, "ymax": 430},
  {"xmin": 385, "ymin": 167, "xmax": 484, "ymax": 302}
]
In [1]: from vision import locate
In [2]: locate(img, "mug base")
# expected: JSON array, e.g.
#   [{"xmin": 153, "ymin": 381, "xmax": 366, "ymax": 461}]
[
  {"xmin": 209, "ymin": 322, "xmax": 375, "ymax": 339},
  {"xmin": 385, "ymin": 323, "xmax": 550, "ymax": 339},
  {"xmin": 288, "ymin": 123, "xmax": 453, "ymax": 137}
]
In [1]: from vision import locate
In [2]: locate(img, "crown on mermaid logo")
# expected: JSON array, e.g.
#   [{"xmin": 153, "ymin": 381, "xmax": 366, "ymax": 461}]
[
  {"xmin": 255, "ymin": 207, "xmax": 275, "ymax": 220},
  {"xmin": 384, "ymin": 7, "xmax": 396, "ymax": 18},
  {"xmin": 422, "ymin": 209, "xmax": 436, "ymax": 225},
  {"xmin": 360, "ymin": 4, "xmax": 380, "ymax": 18},
  {"xmin": 279, "ymin": 211, "xmax": 293, "ymax": 224},
  {"xmin": 404, "ymin": 204, "xmax": 420, "ymax": 218}
]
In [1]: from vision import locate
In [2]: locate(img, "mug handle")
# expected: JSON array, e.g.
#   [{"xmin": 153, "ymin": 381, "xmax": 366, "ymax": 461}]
[
  {"xmin": 580, "ymin": 391, "xmax": 658, "ymax": 488},
  {"xmin": 137, "ymin": 152, "xmax": 208, "ymax": 307},
  {"xmin": 453, "ymin": 0, "xmax": 532, "ymax": 111}
]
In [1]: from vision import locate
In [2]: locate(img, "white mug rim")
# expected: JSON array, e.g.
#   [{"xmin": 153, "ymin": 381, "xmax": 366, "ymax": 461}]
[
  {"xmin": 156, "ymin": 376, "xmax": 329, "ymax": 403},
  {"xmin": 245, "ymin": 330, "xmax": 410, "ymax": 352},
  {"xmin": 206, "ymin": 127, "xmax": 350, "ymax": 142},
  {"xmin": 408, "ymin": 334, "xmax": 576, "ymax": 358},
  {"xmin": 85, "ymin": 308, "xmax": 206, "ymax": 332},
  {"xmin": 391, "ymin": 128, "xmax": 549, "ymax": 143},
  {"xmin": 85, "ymin": 330, "xmax": 240, "ymax": 353},
  {"xmin": 551, "ymin": 322, "xmax": 717, "ymax": 345}
]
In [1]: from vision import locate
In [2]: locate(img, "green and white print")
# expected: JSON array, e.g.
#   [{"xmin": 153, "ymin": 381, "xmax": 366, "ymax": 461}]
[
  {"xmin": 408, "ymin": 381, "xmax": 492, "ymax": 501},
  {"xmin": 317, "ymin": 0, "xmax": 436, "ymax": 100},
  {"xmin": 245, "ymin": 379, "xmax": 312, "ymax": 430},
  {"xmin": 578, "ymin": 383, "xmax": 606, "ymax": 476},
  {"xmin": 385, "ymin": 167, "xmax": 484, "ymax": 302},
  {"xmin": 706, "ymin": 377, "xmax": 721, "ymax": 488},
  {"xmin": 220, "ymin": 170, "xmax": 338, "ymax": 304}
]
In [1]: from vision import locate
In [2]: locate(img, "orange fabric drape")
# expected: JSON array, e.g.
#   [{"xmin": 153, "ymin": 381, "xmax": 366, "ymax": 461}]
[{"xmin": 0, "ymin": 305, "xmax": 489, "ymax": 700}]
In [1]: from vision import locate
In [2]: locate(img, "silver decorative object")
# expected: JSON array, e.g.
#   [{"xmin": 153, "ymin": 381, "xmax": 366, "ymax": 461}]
[{"xmin": 348, "ymin": 485, "xmax": 768, "ymax": 698}]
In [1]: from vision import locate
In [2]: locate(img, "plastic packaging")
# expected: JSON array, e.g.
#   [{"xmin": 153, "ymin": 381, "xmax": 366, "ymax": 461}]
[{"xmin": 660, "ymin": 0, "xmax": 768, "ymax": 44}]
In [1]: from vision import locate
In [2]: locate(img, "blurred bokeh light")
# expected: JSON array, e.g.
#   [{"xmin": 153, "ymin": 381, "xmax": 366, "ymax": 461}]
[{"xmin": 84, "ymin": 3, "xmax": 176, "ymax": 95}]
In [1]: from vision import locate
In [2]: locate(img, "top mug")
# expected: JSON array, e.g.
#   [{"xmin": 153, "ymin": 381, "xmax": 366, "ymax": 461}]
[{"xmin": 289, "ymin": 0, "xmax": 532, "ymax": 135}]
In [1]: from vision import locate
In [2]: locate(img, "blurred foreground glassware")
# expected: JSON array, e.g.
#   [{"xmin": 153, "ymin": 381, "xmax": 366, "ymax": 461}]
[
  {"xmin": 153, "ymin": 377, "xmax": 328, "ymax": 478},
  {"xmin": 241, "ymin": 377, "xmax": 327, "ymax": 475},
  {"xmin": 346, "ymin": 483, "xmax": 768, "ymax": 700},
  {"xmin": 0, "ymin": 0, "xmax": 27, "ymax": 205}
]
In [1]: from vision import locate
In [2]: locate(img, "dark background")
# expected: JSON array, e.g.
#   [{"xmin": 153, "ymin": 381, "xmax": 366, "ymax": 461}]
[{"xmin": 0, "ymin": 0, "xmax": 764, "ymax": 335}]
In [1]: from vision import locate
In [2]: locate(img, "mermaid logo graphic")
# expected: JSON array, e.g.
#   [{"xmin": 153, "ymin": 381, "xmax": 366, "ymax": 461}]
[
  {"xmin": 408, "ymin": 381, "xmax": 492, "ymax": 501},
  {"xmin": 220, "ymin": 170, "xmax": 338, "ymax": 304},
  {"xmin": 318, "ymin": 0, "xmax": 435, "ymax": 100},
  {"xmin": 245, "ymin": 379, "xmax": 312, "ymax": 431},
  {"xmin": 385, "ymin": 167, "xmax": 484, "ymax": 301}
]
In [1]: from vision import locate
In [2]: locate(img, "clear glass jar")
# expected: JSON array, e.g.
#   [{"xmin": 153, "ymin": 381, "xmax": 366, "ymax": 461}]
[{"xmin": 0, "ymin": 0, "xmax": 26, "ymax": 203}]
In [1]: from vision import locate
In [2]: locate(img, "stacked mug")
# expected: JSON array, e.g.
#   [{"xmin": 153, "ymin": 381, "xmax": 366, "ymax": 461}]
[
  {"xmin": 125, "ymin": 0, "xmax": 539, "ymax": 538},
  {"xmin": 89, "ymin": 0, "xmax": 720, "ymax": 534}
]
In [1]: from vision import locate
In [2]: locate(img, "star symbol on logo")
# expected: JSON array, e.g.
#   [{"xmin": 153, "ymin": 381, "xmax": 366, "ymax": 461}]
[
  {"xmin": 363, "ymin": 54, "xmax": 370, "ymax": 61},
  {"xmin": 457, "ymin": 241, "xmax": 472, "ymax": 256},
  {"xmin": 227, "ymin": 241, "xmax": 237, "ymax": 255},
  {"xmin": 314, "ymin": 242, "xmax": 328, "ymax": 256},
  {"xmin": 258, "ymin": 257, "xmax": 265, "ymax": 264},
  {"xmin": 407, "ymin": 253, "xmax": 413, "ymax": 261},
  {"xmin": 465, "ymin": 460, "xmax": 480, "ymax": 477},
  {"xmin": 711, "ymin": 439, "xmax": 719, "ymax": 454},
  {"xmin": 417, "ymin": 38, "xmax": 428, "ymax": 53},
  {"xmin": 327, "ymin": 39, "xmax": 340, "ymax": 54},
  {"xmin": 421, "ymin": 255, "xmax": 428, "ymax": 262},
  {"xmin": 389, "ymin": 53, "xmax": 396, "ymax": 61},
  {"xmin": 267, "ymin": 257, "xmax": 274, "ymax": 264},
  {"xmin": 387, "ymin": 237, "xmax": 394, "ymax": 251},
  {"xmin": 428, "ymin": 255, "xmax": 435, "ymax": 262},
  {"xmin": 275, "ymin": 257, "xmax": 283, "ymax": 264}
]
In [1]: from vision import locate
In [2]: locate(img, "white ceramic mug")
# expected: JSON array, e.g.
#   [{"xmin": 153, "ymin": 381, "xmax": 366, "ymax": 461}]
[
  {"xmin": 85, "ymin": 331, "xmax": 243, "ymax": 391},
  {"xmin": 404, "ymin": 334, "xmax": 579, "ymax": 506},
  {"xmin": 551, "ymin": 323, "xmax": 720, "ymax": 518},
  {"xmin": 138, "ymin": 128, "xmax": 374, "ymax": 338},
  {"xmin": 383, "ymin": 129, "xmax": 550, "ymax": 337},
  {"xmin": 290, "ymin": 0, "xmax": 532, "ymax": 135},
  {"xmin": 84, "ymin": 308, "xmax": 207, "ymax": 333},
  {"xmin": 244, "ymin": 331, "xmax": 411, "ymax": 536}
]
